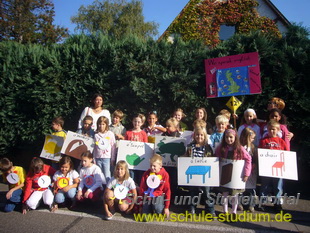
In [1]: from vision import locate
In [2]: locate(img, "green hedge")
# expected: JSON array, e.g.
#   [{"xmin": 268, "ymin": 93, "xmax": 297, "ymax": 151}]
[{"xmin": 0, "ymin": 27, "xmax": 309, "ymax": 165}]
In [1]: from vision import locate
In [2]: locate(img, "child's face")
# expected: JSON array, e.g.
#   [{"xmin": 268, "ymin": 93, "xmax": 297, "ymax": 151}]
[
  {"xmin": 60, "ymin": 162, "xmax": 70, "ymax": 175},
  {"xmin": 82, "ymin": 157, "xmax": 92, "ymax": 168},
  {"xmin": 174, "ymin": 111, "xmax": 182, "ymax": 121},
  {"xmin": 147, "ymin": 114, "xmax": 157, "ymax": 126},
  {"xmin": 245, "ymin": 112, "xmax": 255, "ymax": 124},
  {"xmin": 116, "ymin": 165, "xmax": 126, "ymax": 178},
  {"xmin": 83, "ymin": 120, "xmax": 92, "ymax": 131},
  {"xmin": 113, "ymin": 116, "xmax": 121, "ymax": 125},
  {"xmin": 268, "ymin": 126, "xmax": 279, "ymax": 137},
  {"xmin": 267, "ymin": 101, "xmax": 277, "ymax": 111},
  {"xmin": 250, "ymin": 134, "xmax": 256, "ymax": 143},
  {"xmin": 151, "ymin": 161, "xmax": 162, "ymax": 173},
  {"xmin": 51, "ymin": 122, "xmax": 61, "ymax": 131},
  {"xmin": 195, "ymin": 132, "xmax": 205, "ymax": 144},
  {"xmin": 225, "ymin": 133, "xmax": 235, "ymax": 145},
  {"xmin": 98, "ymin": 122, "xmax": 107, "ymax": 132},
  {"xmin": 5, "ymin": 167, "xmax": 14, "ymax": 174},
  {"xmin": 132, "ymin": 117, "xmax": 143, "ymax": 130},
  {"xmin": 195, "ymin": 109, "xmax": 204, "ymax": 120},
  {"xmin": 269, "ymin": 112, "xmax": 281, "ymax": 122},
  {"xmin": 166, "ymin": 123, "xmax": 177, "ymax": 133},
  {"xmin": 94, "ymin": 96, "xmax": 103, "ymax": 108},
  {"xmin": 216, "ymin": 122, "xmax": 226, "ymax": 133}
]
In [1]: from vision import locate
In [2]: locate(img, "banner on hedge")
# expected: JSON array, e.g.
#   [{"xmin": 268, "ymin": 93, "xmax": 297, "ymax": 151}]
[
  {"xmin": 205, "ymin": 52, "xmax": 261, "ymax": 98},
  {"xmin": 178, "ymin": 157, "xmax": 220, "ymax": 186},
  {"xmin": 117, "ymin": 140, "xmax": 154, "ymax": 171},
  {"xmin": 61, "ymin": 131, "xmax": 95, "ymax": 160},
  {"xmin": 155, "ymin": 136, "xmax": 186, "ymax": 167},
  {"xmin": 40, "ymin": 135, "xmax": 64, "ymax": 161},
  {"xmin": 258, "ymin": 148, "xmax": 298, "ymax": 180}
]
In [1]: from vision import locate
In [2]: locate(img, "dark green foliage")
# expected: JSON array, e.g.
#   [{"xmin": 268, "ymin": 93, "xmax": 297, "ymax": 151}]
[{"xmin": 0, "ymin": 24, "xmax": 309, "ymax": 166}]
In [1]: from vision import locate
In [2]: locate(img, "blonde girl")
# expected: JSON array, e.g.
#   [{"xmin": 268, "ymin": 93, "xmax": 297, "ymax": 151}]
[
  {"xmin": 125, "ymin": 114, "xmax": 148, "ymax": 142},
  {"xmin": 237, "ymin": 109, "xmax": 261, "ymax": 146},
  {"xmin": 93, "ymin": 116, "xmax": 116, "ymax": 183},
  {"xmin": 104, "ymin": 161, "xmax": 137, "ymax": 220},
  {"xmin": 215, "ymin": 129, "xmax": 252, "ymax": 214},
  {"xmin": 173, "ymin": 108, "xmax": 187, "ymax": 131}
]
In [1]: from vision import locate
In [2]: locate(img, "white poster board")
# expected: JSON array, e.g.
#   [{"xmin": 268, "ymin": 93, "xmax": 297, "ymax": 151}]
[
  {"xmin": 117, "ymin": 140, "xmax": 154, "ymax": 171},
  {"xmin": 220, "ymin": 159, "xmax": 247, "ymax": 189},
  {"xmin": 178, "ymin": 157, "xmax": 220, "ymax": 186},
  {"xmin": 258, "ymin": 148, "xmax": 298, "ymax": 180},
  {"xmin": 40, "ymin": 135, "xmax": 64, "ymax": 161},
  {"xmin": 61, "ymin": 131, "xmax": 95, "ymax": 160},
  {"xmin": 154, "ymin": 136, "xmax": 186, "ymax": 167},
  {"xmin": 180, "ymin": 130, "xmax": 193, "ymax": 147}
]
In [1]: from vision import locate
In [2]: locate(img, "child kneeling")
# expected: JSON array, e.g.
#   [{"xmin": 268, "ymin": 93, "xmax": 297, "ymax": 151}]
[
  {"xmin": 139, "ymin": 154, "xmax": 171, "ymax": 218},
  {"xmin": 103, "ymin": 160, "xmax": 137, "ymax": 220}
]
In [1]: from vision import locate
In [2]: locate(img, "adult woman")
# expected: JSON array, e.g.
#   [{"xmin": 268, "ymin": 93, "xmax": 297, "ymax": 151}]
[{"xmin": 78, "ymin": 93, "xmax": 111, "ymax": 131}]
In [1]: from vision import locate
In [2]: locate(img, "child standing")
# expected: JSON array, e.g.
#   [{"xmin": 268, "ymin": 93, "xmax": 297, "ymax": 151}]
[
  {"xmin": 109, "ymin": 110, "xmax": 127, "ymax": 143},
  {"xmin": 239, "ymin": 128, "xmax": 258, "ymax": 212},
  {"xmin": 125, "ymin": 114, "xmax": 148, "ymax": 143},
  {"xmin": 215, "ymin": 129, "xmax": 252, "ymax": 214},
  {"xmin": 76, "ymin": 151, "xmax": 105, "ymax": 203},
  {"xmin": 173, "ymin": 108, "xmax": 188, "ymax": 132},
  {"xmin": 195, "ymin": 108, "xmax": 213, "ymax": 134},
  {"xmin": 210, "ymin": 115, "xmax": 229, "ymax": 152},
  {"xmin": 261, "ymin": 108, "xmax": 290, "ymax": 150},
  {"xmin": 22, "ymin": 157, "xmax": 56, "ymax": 214},
  {"xmin": 237, "ymin": 109, "xmax": 261, "ymax": 146},
  {"xmin": 76, "ymin": 115, "xmax": 95, "ymax": 138},
  {"xmin": 103, "ymin": 160, "xmax": 137, "ymax": 220},
  {"xmin": 0, "ymin": 158, "xmax": 26, "ymax": 212},
  {"xmin": 51, "ymin": 116, "xmax": 67, "ymax": 138},
  {"xmin": 144, "ymin": 111, "xmax": 166, "ymax": 143},
  {"xmin": 185, "ymin": 128, "xmax": 215, "ymax": 215},
  {"xmin": 162, "ymin": 118, "xmax": 181, "ymax": 137},
  {"xmin": 51, "ymin": 156, "xmax": 79, "ymax": 211},
  {"xmin": 140, "ymin": 154, "xmax": 171, "ymax": 218},
  {"xmin": 259, "ymin": 120, "xmax": 288, "ymax": 211},
  {"xmin": 93, "ymin": 116, "xmax": 116, "ymax": 183}
]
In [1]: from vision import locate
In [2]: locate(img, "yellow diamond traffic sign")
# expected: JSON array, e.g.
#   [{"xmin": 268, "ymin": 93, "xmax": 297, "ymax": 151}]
[{"xmin": 226, "ymin": 96, "xmax": 242, "ymax": 113}]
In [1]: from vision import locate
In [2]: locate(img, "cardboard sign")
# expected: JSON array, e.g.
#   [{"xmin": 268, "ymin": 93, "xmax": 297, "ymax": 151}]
[
  {"xmin": 40, "ymin": 135, "xmax": 64, "ymax": 161},
  {"xmin": 6, "ymin": 173, "xmax": 19, "ymax": 184},
  {"xmin": 258, "ymin": 148, "xmax": 298, "ymax": 180},
  {"xmin": 226, "ymin": 96, "xmax": 242, "ymax": 113},
  {"xmin": 61, "ymin": 131, "xmax": 95, "ymax": 160},
  {"xmin": 205, "ymin": 52, "xmax": 261, "ymax": 98},
  {"xmin": 155, "ymin": 136, "xmax": 186, "ymax": 167},
  {"xmin": 38, "ymin": 175, "xmax": 51, "ymax": 188},
  {"xmin": 220, "ymin": 159, "xmax": 247, "ymax": 189},
  {"xmin": 117, "ymin": 140, "xmax": 154, "ymax": 171},
  {"xmin": 180, "ymin": 130, "xmax": 193, "ymax": 146},
  {"xmin": 178, "ymin": 157, "xmax": 220, "ymax": 186}
]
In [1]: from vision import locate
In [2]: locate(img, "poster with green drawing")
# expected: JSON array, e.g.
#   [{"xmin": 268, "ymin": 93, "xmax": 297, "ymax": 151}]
[
  {"xmin": 117, "ymin": 140, "xmax": 154, "ymax": 171},
  {"xmin": 154, "ymin": 136, "xmax": 186, "ymax": 167}
]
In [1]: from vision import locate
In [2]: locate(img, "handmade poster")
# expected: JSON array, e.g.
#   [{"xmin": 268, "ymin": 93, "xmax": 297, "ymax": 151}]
[
  {"xmin": 40, "ymin": 135, "xmax": 64, "ymax": 161},
  {"xmin": 154, "ymin": 136, "xmax": 186, "ymax": 167},
  {"xmin": 258, "ymin": 148, "xmax": 298, "ymax": 180},
  {"xmin": 180, "ymin": 130, "xmax": 193, "ymax": 146},
  {"xmin": 61, "ymin": 131, "xmax": 95, "ymax": 160},
  {"xmin": 220, "ymin": 159, "xmax": 247, "ymax": 189},
  {"xmin": 205, "ymin": 52, "xmax": 261, "ymax": 98},
  {"xmin": 117, "ymin": 140, "xmax": 154, "ymax": 171},
  {"xmin": 178, "ymin": 157, "xmax": 220, "ymax": 186}
]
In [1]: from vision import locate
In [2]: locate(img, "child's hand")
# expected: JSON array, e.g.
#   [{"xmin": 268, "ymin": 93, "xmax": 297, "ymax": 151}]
[
  {"xmin": 22, "ymin": 204, "xmax": 28, "ymax": 215},
  {"xmin": 76, "ymin": 190, "xmax": 82, "ymax": 200},
  {"xmin": 6, "ymin": 190, "xmax": 13, "ymax": 200},
  {"xmin": 164, "ymin": 208, "xmax": 170, "ymax": 218},
  {"xmin": 287, "ymin": 132, "xmax": 294, "ymax": 141},
  {"xmin": 243, "ymin": 176, "xmax": 249, "ymax": 182},
  {"xmin": 84, "ymin": 190, "xmax": 91, "ymax": 198},
  {"xmin": 62, "ymin": 186, "xmax": 70, "ymax": 193}
]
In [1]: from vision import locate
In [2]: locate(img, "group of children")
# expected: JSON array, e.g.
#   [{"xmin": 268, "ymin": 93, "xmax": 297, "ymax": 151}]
[{"xmin": 0, "ymin": 97, "xmax": 292, "ymax": 219}]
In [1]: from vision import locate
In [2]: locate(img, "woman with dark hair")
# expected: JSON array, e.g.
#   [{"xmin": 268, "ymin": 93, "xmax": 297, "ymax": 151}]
[{"xmin": 78, "ymin": 93, "xmax": 111, "ymax": 131}]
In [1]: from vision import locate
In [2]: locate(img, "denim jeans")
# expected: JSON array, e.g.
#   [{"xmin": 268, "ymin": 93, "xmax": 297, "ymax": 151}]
[
  {"xmin": 142, "ymin": 196, "xmax": 165, "ymax": 214},
  {"xmin": 4, "ymin": 189, "xmax": 23, "ymax": 212},
  {"xmin": 260, "ymin": 177, "xmax": 283, "ymax": 204},
  {"xmin": 189, "ymin": 186, "xmax": 215, "ymax": 214},
  {"xmin": 95, "ymin": 158, "xmax": 111, "ymax": 183},
  {"xmin": 55, "ymin": 188, "xmax": 77, "ymax": 204}
]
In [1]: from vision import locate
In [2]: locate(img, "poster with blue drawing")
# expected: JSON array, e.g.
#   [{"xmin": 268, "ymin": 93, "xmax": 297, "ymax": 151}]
[
  {"xmin": 216, "ymin": 66, "xmax": 250, "ymax": 97},
  {"xmin": 155, "ymin": 136, "xmax": 186, "ymax": 167},
  {"xmin": 178, "ymin": 157, "xmax": 220, "ymax": 186}
]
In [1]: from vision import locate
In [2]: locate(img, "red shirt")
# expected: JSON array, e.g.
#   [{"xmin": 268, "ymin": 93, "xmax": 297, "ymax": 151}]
[
  {"xmin": 140, "ymin": 167, "xmax": 171, "ymax": 208},
  {"xmin": 125, "ymin": 130, "xmax": 148, "ymax": 142},
  {"xmin": 259, "ymin": 136, "xmax": 288, "ymax": 151}
]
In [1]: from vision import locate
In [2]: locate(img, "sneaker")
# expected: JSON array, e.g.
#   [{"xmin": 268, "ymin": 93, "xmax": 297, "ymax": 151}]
[
  {"xmin": 237, "ymin": 204, "xmax": 244, "ymax": 211},
  {"xmin": 248, "ymin": 206, "xmax": 255, "ymax": 213},
  {"xmin": 189, "ymin": 206, "xmax": 196, "ymax": 215},
  {"xmin": 105, "ymin": 215, "xmax": 113, "ymax": 220}
]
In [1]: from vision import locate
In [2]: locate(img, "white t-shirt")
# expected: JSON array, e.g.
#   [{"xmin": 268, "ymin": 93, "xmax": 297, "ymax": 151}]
[
  {"xmin": 53, "ymin": 170, "xmax": 79, "ymax": 186},
  {"xmin": 107, "ymin": 177, "xmax": 136, "ymax": 191},
  {"xmin": 78, "ymin": 164, "xmax": 106, "ymax": 192},
  {"xmin": 78, "ymin": 107, "xmax": 111, "ymax": 131}
]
